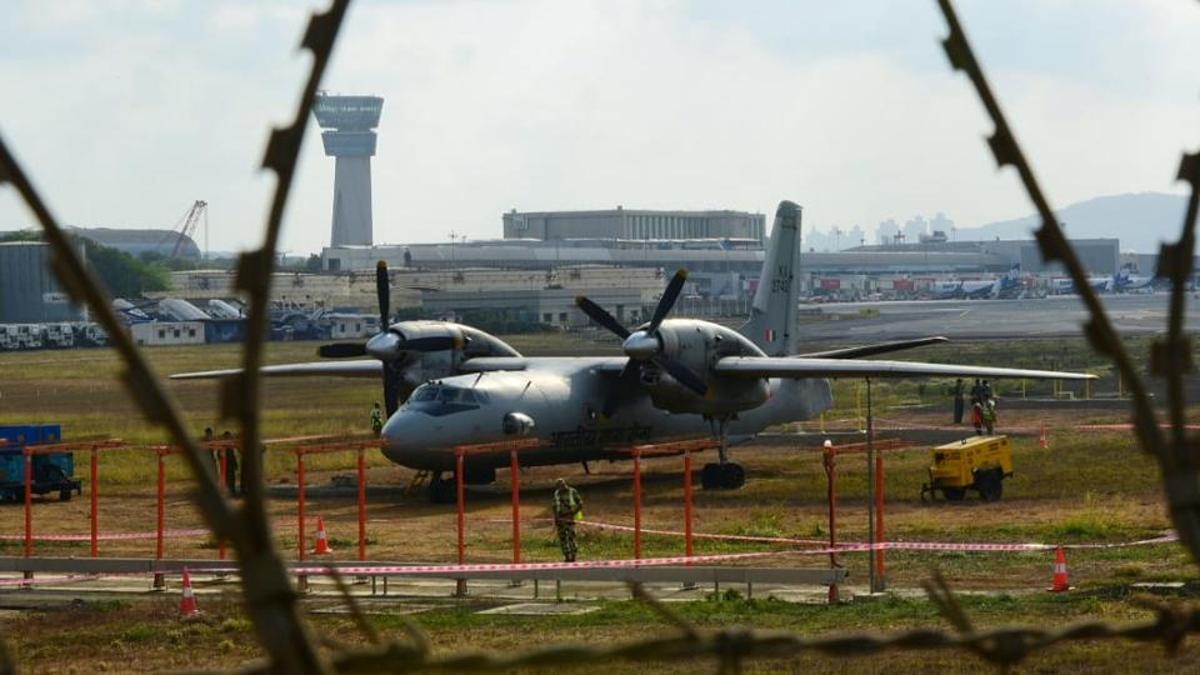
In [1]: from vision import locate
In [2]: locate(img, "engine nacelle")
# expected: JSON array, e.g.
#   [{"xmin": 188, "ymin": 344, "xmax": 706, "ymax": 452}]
[
  {"xmin": 640, "ymin": 320, "xmax": 769, "ymax": 416},
  {"xmin": 389, "ymin": 321, "xmax": 522, "ymax": 394}
]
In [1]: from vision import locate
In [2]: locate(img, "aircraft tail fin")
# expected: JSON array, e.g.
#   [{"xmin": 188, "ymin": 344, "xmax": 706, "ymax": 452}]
[{"xmin": 739, "ymin": 200, "xmax": 801, "ymax": 356}]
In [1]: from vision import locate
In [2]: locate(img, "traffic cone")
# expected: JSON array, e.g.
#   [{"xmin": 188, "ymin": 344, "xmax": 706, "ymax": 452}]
[
  {"xmin": 179, "ymin": 567, "xmax": 201, "ymax": 618},
  {"xmin": 1047, "ymin": 545, "xmax": 1070, "ymax": 592},
  {"xmin": 313, "ymin": 515, "xmax": 333, "ymax": 555},
  {"xmin": 1039, "ymin": 423, "xmax": 1049, "ymax": 449}
]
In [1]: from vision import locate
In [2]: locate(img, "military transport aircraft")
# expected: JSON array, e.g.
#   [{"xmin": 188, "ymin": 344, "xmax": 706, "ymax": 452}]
[{"xmin": 174, "ymin": 201, "xmax": 1093, "ymax": 502}]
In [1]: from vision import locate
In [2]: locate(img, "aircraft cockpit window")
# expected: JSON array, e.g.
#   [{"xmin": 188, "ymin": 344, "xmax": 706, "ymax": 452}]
[
  {"xmin": 438, "ymin": 387, "xmax": 460, "ymax": 402},
  {"xmin": 414, "ymin": 387, "xmax": 438, "ymax": 402},
  {"xmin": 460, "ymin": 389, "xmax": 477, "ymax": 404},
  {"xmin": 474, "ymin": 390, "xmax": 490, "ymax": 404}
]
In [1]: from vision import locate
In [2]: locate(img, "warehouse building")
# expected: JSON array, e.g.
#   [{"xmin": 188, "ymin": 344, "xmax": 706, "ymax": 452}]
[
  {"xmin": 502, "ymin": 207, "xmax": 767, "ymax": 241},
  {"xmin": 0, "ymin": 242, "xmax": 86, "ymax": 323}
]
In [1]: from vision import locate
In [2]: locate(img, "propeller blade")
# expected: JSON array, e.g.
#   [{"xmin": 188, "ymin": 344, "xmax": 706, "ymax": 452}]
[
  {"xmin": 376, "ymin": 260, "xmax": 391, "ymax": 327},
  {"xmin": 575, "ymin": 296, "xmax": 631, "ymax": 339},
  {"xmin": 654, "ymin": 356, "xmax": 708, "ymax": 396},
  {"xmin": 317, "ymin": 342, "xmax": 367, "ymax": 358},
  {"xmin": 382, "ymin": 362, "xmax": 400, "ymax": 416},
  {"xmin": 647, "ymin": 269, "xmax": 687, "ymax": 333}
]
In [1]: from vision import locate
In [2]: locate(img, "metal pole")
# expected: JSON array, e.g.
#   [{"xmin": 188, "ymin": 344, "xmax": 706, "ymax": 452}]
[
  {"xmin": 90, "ymin": 447, "xmax": 99, "ymax": 558},
  {"xmin": 633, "ymin": 448, "xmax": 643, "ymax": 560},
  {"xmin": 357, "ymin": 447, "xmax": 367, "ymax": 562},
  {"xmin": 154, "ymin": 450, "xmax": 165, "ymax": 589},
  {"xmin": 683, "ymin": 450, "xmax": 693, "ymax": 561},
  {"xmin": 875, "ymin": 435, "xmax": 887, "ymax": 591},
  {"xmin": 865, "ymin": 378, "xmax": 877, "ymax": 594},
  {"xmin": 510, "ymin": 449, "xmax": 521, "ymax": 565}
]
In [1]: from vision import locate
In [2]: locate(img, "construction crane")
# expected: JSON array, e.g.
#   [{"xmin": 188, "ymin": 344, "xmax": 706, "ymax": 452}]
[{"xmin": 168, "ymin": 200, "xmax": 208, "ymax": 259}]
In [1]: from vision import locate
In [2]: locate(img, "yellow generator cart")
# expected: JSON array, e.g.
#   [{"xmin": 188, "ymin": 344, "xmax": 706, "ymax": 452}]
[{"xmin": 921, "ymin": 435, "xmax": 1013, "ymax": 502}]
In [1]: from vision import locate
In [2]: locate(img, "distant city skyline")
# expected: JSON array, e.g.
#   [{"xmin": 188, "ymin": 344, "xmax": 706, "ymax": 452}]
[{"xmin": 1, "ymin": 1, "xmax": 1196, "ymax": 255}]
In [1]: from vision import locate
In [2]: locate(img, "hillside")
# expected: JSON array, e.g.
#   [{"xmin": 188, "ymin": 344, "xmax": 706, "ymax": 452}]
[{"xmin": 958, "ymin": 192, "xmax": 1188, "ymax": 253}]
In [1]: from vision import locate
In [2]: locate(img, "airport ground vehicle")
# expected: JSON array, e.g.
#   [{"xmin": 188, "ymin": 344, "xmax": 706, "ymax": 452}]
[
  {"xmin": 921, "ymin": 435, "xmax": 1013, "ymax": 502},
  {"xmin": 0, "ymin": 424, "xmax": 81, "ymax": 502}
]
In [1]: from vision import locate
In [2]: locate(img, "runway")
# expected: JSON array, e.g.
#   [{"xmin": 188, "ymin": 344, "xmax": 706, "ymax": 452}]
[{"xmin": 796, "ymin": 292, "xmax": 1197, "ymax": 341}]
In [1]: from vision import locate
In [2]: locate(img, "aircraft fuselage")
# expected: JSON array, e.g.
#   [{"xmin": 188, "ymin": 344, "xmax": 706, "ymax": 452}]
[{"xmin": 380, "ymin": 357, "xmax": 833, "ymax": 471}]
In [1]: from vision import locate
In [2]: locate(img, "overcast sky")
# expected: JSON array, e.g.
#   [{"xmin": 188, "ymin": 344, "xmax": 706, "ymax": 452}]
[{"xmin": 1, "ymin": 0, "xmax": 1197, "ymax": 255}]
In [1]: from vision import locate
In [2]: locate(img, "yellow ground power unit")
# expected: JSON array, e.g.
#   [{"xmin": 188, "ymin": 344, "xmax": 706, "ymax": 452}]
[{"xmin": 920, "ymin": 435, "xmax": 1013, "ymax": 502}]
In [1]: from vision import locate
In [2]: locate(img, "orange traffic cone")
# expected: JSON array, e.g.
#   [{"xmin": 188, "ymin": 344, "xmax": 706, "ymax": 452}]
[
  {"xmin": 1039, "ymin": 423, "xmax": 1049, "ymax": 449},
  {"xmin": 1048, "ymin": 545, "xmax": 1070, "ymax": 592},
  {"xmin": 179, "ymin": 567, "xmax": 201, "ymax": 618},
  {"xmin": 313, "ymin": 515, "xmax": 333, "ymax": 555}
]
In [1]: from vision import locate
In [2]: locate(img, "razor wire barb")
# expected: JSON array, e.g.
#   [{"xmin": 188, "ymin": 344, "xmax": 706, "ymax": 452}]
[{"xmin": 0, "ymin": 0, "xmax": 1198, "ymax": 672}]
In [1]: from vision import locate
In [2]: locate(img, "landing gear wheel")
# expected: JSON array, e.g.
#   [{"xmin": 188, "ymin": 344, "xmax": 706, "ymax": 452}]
[
  {"xmin": 700, "ymin": 463, "xmax": 745, "ymax": 490},
  {"xmin": 977, "ymin": 469, "xmax": 1004, "ymax": 502},
  {"xmin": 942, "ymin": 486, "xmax": 967, "ymax": 501},
  {"xmin": 429, "ymin": 475, "xmax": 457, "ymax": 504},
  {"xmin": 59, "ymin": 489, "xmax": 72, "ymax": 502}
]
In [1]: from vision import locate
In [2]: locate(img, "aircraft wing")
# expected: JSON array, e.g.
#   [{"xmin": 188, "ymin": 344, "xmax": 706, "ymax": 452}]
[
  {"xmin": 170, "ymin": 360, "xmax": 382, "ymax": 380},
  {"xmin": 714, "ymin": 357, "xmax": 1095, "ymax": 380},
  {"xmin": 460, "ymin": 356, "xmax": 629, "ymax": 372}
]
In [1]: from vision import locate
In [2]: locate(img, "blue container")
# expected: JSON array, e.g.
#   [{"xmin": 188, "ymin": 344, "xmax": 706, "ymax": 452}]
[{"xmin": 0, "ymin": 424, "xmax": 76, "ymax": 501}]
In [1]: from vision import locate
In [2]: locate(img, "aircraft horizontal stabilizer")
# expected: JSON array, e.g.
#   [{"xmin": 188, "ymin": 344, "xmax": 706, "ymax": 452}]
[
  {"xmin": 797, "ymin": 336, "xmax": 950, "ymax": 360},
  {"xmin": 714, "ymin": 357, "xmax": 1095, "ymax": 380},
  {"xmin": 170, "ymin": 360, "xmax": 381, "ymax": 380}
]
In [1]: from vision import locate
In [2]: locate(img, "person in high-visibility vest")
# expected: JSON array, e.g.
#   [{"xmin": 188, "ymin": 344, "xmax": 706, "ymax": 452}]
[
  {"xmin": 370, "ymin": 402, "xmax": 384, "ymax": 436},
  {"xmin": 552, "ymin": 478, "xmax": 583, "ymax": 562}
]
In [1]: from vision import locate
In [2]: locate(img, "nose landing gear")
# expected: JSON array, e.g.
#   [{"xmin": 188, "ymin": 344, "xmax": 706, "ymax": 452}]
[{"xmin": 701, "ymin": 416, "xmax": 745, "ymax": 490}]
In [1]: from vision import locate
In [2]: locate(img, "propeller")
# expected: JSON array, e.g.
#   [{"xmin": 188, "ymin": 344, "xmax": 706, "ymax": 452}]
[
  {"xmin": 375, "ymin": 261, "xmax": 400, "ymax": 417},
  {"xmin": 576, "ymin": 268, "xmax": 708, "ymax": 406}
]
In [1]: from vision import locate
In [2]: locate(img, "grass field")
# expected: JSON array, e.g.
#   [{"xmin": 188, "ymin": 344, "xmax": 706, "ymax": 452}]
[{"xmin": 0, "ymin": 335, "xmax": 1198, "ymax": 672}]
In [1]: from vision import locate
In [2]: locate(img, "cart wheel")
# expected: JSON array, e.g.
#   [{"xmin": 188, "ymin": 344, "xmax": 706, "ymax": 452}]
[
  {"xmin": 978, "ymin": 469, "xmax": 1003, "ymax": 502},
  {"xmin": 942, "ymin": 486, "xmax": 966, "ymax": 501}
]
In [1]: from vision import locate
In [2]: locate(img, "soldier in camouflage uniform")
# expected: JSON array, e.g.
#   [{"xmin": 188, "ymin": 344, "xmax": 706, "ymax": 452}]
[
  {"xmin": 370, "ymin": 402, "xmax": 384, "ymax": 436},
  {"xmin": 552, "ymin": 478, "xmax": 583, "ymax": 562}
]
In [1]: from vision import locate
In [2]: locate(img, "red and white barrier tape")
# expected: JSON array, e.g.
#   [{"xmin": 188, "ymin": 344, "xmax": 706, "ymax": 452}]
[{"xmin": 0, "ymin": 528, "xmax": 209, "ymax": 542}]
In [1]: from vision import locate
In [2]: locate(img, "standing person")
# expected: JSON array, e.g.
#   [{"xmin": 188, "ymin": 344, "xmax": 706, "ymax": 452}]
[
  {"xmin": 970, "ymin": 378, "xmax": 984, "ymax": 405},
  {"xmin": 203, "ymin": 427, "xmax": 218, "ymax": 481},
  {"xmin": 952, "ymin": 379, "xmax": 965, "ymax": 424},
  {"xmin": 982, "ymin": 399, "xmax": 997, "ymax": 435},
  {"xmin": 222, "ymin": 430, "xmax": 239, "ymax": 497},
  {"xmin": 552, "ymin": 478, "xmax": 583, "ymax": 562},
  {"xmin": 981, "ymin": 380, "xmax": 994, "ymax": 404},
  {"xmin": 971, "ymin": 402, "xmax": 984, "ymax": 436},
  {"xmin": 370, "ymin": 402, "xmax": 384, "ymax": 437}
]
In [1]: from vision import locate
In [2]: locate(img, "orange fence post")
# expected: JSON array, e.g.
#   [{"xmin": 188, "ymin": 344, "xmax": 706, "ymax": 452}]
[
  {"xmin": 23, "ymin": 446, "xmax": 32, "ymax": 560},
  {"xmin": 218, "ymin": 448, "xmax": 228, "ymax": 561},
  {"xmin": 823, "ymin": 442, "xmax": 839, "ymax": 603},
  {"xmin": 154, "ymin": 449, "xmax": 165, "ymax": 589},
  {"xmin": 90, "ymin": 447, "xmax": 99, "ymax": 558},
  {"xmin": 633, "ymin": 447, "xmax": 643, "ymax": 560},
  {"xmin": 510, "ymin": 449, "xmax": 521, "ymax": 565},
  {"xmin": 455, "ymin": 448, "xmax": 467, "ymax": 597},
  {"xmin": 683, "ymin": 450, "xmax": 693, "ymax": 560},
  {"xmin": 357, "ymin": 447, "xmax": 367, "ymax": 562},
  {"xmin": 296, "ymin": 450, "xmax": 307, "ymax": 562},
  {"xmin": 456, "ymin": 449, "xmax": 466, "ymax": 565}
]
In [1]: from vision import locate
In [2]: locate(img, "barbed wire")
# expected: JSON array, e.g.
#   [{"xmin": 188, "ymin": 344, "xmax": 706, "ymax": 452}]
[{"xmin": 0, "ymin": 0, "xmax": 1198, "ymax": 673}]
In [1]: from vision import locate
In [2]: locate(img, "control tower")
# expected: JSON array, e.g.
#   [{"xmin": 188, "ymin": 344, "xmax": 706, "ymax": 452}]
[{"xmin": 312, "ymin": 93, "xmax": 384, "ymax": 246}]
